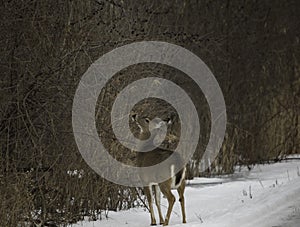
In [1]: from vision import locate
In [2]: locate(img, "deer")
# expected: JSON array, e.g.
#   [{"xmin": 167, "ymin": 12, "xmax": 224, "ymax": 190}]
[{"xmin": 131, "ymin": 113, "xmax": 186, "ymax": 226}]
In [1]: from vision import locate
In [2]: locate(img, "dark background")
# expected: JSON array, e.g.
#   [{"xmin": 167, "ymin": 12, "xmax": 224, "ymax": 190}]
[{"xmin": 0, "ymin": 0, "xmax": 299, "ymax": 226}]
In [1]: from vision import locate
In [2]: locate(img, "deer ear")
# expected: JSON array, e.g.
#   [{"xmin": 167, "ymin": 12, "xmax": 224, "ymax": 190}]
[
  {"xmin": 165, "ymin": 117, "xmax": 172, "ymax": 125},
  {"xmin": 167, "ymin": 112, "xmax": 177, "ymax": 124},
  {"xmin": 131, "ymin": 113, "xmax": 137, "ymax": 122}
]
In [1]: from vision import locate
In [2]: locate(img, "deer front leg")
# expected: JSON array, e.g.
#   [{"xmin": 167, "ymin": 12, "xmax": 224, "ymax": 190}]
[
  {"xmin": 144, "ymin": 186, "xmax": 156, "ymax": 225},
  {"xmin": 154, "ymin": 185, "xmax": 165, "ymax": 225},
  {"xmin": 177, "ymin": 180, "xmax": 186, "ymax": 223},
  {"xmin": 159, "ymin": 182, "xmax": 175, "ymax": 226}
]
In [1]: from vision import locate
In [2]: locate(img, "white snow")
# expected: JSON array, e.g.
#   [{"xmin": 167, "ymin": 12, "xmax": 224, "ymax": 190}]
[{"xmin": 71, "ymin": 158, "xmax": 300, "ymax": 227}]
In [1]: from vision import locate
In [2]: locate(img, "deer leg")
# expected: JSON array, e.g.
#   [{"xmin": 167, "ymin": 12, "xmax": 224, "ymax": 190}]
[
  {"xmin": 154, "ymin": 185, "xmax": 164, "ymax": 225},
  {"xmin": 159, "ymin": 182, "xmax": 175, "ymax": 226},
  {"xmin": 144, "ymin": 186, "xmax": 156, "ymax": 225},
  {"xmin": 177, "ymin": 180, "xmax": 186, "ymax": 223}
]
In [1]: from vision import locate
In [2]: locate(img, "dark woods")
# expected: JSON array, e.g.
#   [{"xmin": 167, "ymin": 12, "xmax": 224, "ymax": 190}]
[{"xmin": 0, "ymin": 0, "xmax": 299, "ymax": 226}]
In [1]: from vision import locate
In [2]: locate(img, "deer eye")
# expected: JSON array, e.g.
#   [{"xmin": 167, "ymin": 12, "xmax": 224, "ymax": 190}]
[{"xmin": 144, "ymin": 118, "xmax": 150, "ymax": 123}]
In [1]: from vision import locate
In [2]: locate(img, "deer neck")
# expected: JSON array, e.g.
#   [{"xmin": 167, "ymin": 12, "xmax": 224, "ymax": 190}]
[{"xmin": 137, "ymin": 129, "xmax": 158, "ymax": 151}]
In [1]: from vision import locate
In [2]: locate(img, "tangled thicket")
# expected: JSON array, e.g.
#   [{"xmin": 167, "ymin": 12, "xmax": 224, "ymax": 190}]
[{"xmin": 1, "ymin": 0, "xmax": 299, "ymax": 226}]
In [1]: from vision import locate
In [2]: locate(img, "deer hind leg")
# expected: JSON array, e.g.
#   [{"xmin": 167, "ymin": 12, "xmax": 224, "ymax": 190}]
[
  {"xmin": 144, "ymin": 186, "xmax": 156, "ymax": 225},
  {"xmin": 177, "ymin": 180, "xmax": 186, "ymax": 223},
  {"xmin": 159, "ymin": 180, "xmax": 175, "ymax": 226},
  {"xmin": 154, "ymin": 185, "xmax": 164, "ymax": 225}
]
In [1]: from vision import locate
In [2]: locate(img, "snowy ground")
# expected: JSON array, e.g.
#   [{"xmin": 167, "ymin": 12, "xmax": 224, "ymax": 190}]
[{"xmin": 71, "ymin": 158, "xmax": 300, "ymax": 227}]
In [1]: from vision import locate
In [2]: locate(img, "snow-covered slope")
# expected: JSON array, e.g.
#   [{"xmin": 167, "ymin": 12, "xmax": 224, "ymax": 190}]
[{"xmin": 71, "ymin": 159, "xmax": 300, "ymax": 227}]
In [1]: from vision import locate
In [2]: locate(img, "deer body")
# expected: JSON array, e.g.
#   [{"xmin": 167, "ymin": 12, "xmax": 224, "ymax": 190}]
[{"xmin": 132, "ymin": 114, "xmax": 186, "ymax": 226}]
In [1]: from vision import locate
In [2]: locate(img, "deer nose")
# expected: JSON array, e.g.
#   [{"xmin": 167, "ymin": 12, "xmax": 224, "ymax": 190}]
[{"xmin": 149, "ymin": 118, "xmax": 166, "ymax": 130}]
